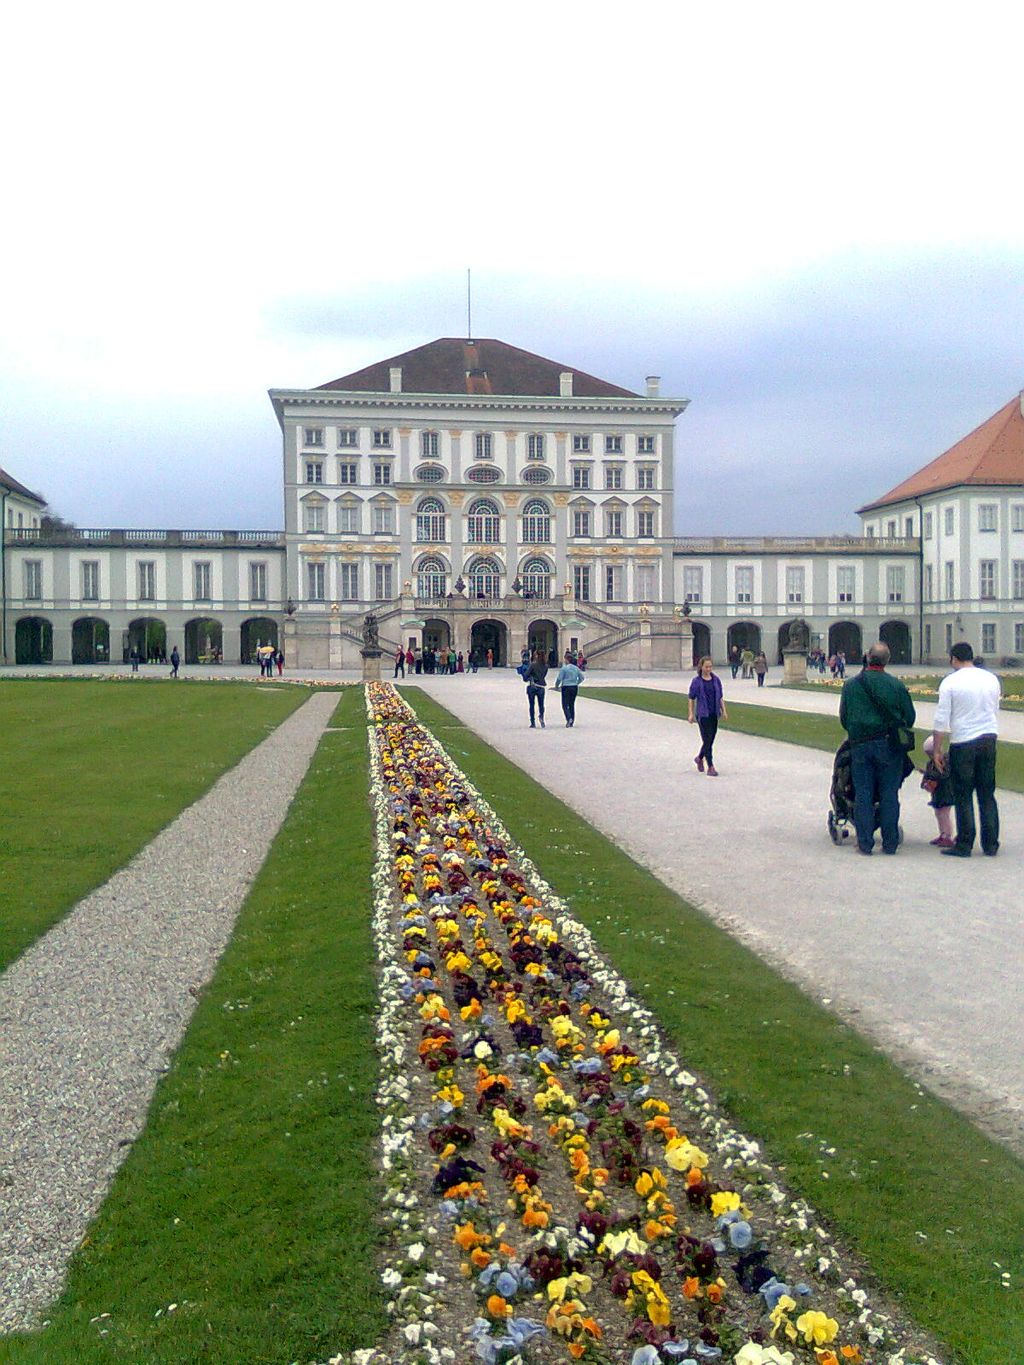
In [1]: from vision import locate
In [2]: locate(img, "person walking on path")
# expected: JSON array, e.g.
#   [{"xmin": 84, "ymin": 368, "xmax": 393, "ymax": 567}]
[
  {"xmin": 276, "ymin": 648, "xmax": 284, "ymax": 677},
  {"xmin": 524, "ymin": 650, "xmax": 548, "ymax": 728},
  {"xmin": 753, "ymin": 651, "xmax": 768, "ymax": 687},
  {"xmin": 930, "ymin": 642, "xmax": 1001, "ymax": 857},
  {"xmin": 554, "ymin": 651, "xmax": 584, "ymax": 727},
  {"xmin": 393, "ymin": 647, "xmax": 405, "ymax": 679},
  {"xmin": 688, "ymin": 655, "xmax": 728, "ymax": 775},
  {"xmin": 729, "ymin": 644, "xmax": 741, "ymax": 679},
  {"xmin": 169, "ymin": 645, "xmax": 180, "ymax": 678},
  {"xmin": 405, "ymin": 647, "xmax": 414, "ymax": 674},
  {"xmin": 838, "ymin": 641, "xmax": 916, "ymax": 856},
  {"xmin": 740, "ymin": 647, "xmax": 754, "ymax": 680}
]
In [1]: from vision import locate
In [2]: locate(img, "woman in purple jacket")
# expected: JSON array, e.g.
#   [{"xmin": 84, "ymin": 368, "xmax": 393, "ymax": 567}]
[{"xmin": 687, "ymin": 655, "xmax": 729, "ymax": 776}]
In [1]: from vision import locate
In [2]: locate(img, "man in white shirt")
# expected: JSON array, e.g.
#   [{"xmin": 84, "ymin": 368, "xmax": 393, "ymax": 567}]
[{"xmin": 931, "ymin": 642, "xmax": 1001, "ymax": 857}]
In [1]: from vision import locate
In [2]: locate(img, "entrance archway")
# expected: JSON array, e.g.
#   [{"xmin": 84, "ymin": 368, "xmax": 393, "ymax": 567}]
[
  {"xmin": 776, "ymin": 619, "xmax": 810, "ymax": 665},
  {"xmin": 126, "ymin": 617, "xmax": 167, "ymax": 663},
  {"xmin": 471, "ymin": 619, "xmax": 507, "ymax": 666},
  {"xmin": 528, "ymin": 618, "xmax": 558, "ymax": 664},
  {"xmin": 15, "ymin": 616, "xmax": 52, "ymax": 664},
  {"xmin": 691, "ymin": 621, "xmax": 711, "ymax": 666},
  {"xmin": 185, "ymin": 617, "xmax": 223, "ymax": 664},
  {"xmin": 828, "ymin": 620, "xmax": 862, "ymax": 665},
  {"xmin": 241, "ymin": 617, "xmax": 278, "ymax": 663},
  {"xmin": 727, "ymin": 621, "xmax": 761, "ymax": 655},
  {"xmin": 423, "ymin": 617, "xmax": 450, "ymax": 654},
  {"xmin": 72, "ymin": 617, "xmax": 110, "ymax": 664},
  {"xmin": 881, "ymin": 619, "xmax": 912, "ymax": 665}
]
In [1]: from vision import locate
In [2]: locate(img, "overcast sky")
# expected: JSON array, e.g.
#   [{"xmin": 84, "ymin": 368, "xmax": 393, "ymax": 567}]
[{"xmin": 2, "ymin": 2, "xmax": 1021, "ymax": 535}]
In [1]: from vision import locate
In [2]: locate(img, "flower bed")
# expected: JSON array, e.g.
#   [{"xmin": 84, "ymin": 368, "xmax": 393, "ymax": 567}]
[{"xmin": 331, "ymin": 683, "xmax": 945, "ymax": 1365}]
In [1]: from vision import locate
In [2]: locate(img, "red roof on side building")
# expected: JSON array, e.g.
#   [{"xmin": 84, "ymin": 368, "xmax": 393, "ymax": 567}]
[
  {"xmin": 858, "ymin": 394, "xmax": 1024, "ymax": 512},
  {"xmin": 315, "ymin": 337, "xmax": 640, "ymax": 399},
  {"xmin": 0, "ymin": 467, "xmax": 46, "ymax": 505}
]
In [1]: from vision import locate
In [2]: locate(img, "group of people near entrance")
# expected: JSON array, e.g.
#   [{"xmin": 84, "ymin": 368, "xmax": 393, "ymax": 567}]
[
  {"xmin": 394, "ymin": 646, "xmax": 499, "ymax": 676},
  {"xmin": 728, "ymin": 645, "xmax": 769, "ymax": 686}
]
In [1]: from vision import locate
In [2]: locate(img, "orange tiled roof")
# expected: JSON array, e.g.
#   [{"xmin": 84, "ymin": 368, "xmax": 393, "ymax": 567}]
[{"xmin": 858, "ymin": 394, "xmax": 1024, "ymax": 512}]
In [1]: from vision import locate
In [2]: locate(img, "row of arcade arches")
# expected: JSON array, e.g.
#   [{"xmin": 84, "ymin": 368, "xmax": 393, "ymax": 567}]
[
  {"xmin": 12, "ymin": 616, "xmax": 280, "ymax": 665},
  {"xmin": 687, "ymin": 619, "xmax": 912, "ymax": 666},
  {"xmin": 419, "ymin": 618, "xmax": 560, "ymax": 667}
]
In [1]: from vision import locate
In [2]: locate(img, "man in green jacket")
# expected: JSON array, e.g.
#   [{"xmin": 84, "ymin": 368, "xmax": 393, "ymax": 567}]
[{"xmin": 838, "ymin": 642, "xmax": 916, "ymax": 855}]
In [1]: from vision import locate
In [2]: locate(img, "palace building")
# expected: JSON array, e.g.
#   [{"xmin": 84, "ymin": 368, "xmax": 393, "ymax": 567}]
[{"xmin": 3, "ymin": 338, "xmax": 1023, "ymax": 669}]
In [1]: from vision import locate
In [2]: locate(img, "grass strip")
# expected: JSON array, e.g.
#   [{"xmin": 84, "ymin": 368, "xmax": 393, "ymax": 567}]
[
  {"xmin": 0, "ymin": 686, "xmax": 386, "ymax": 1365},
  {"xmin": 402, "ymin": 686, "xmax": 1024, "ymax": 1365},
  {"xmin": 589, "ymin": 686, "xmax": 1024, "ymax": 793},
  {"xmin": 789, "ymin": 677, "xmax": 1024, "ymax": 712},
  {"xmin": 0, "ymin": 679, "xmax": 308, "ymax": 972}
]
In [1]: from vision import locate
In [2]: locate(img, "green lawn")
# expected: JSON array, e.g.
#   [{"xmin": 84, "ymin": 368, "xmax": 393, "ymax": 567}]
[
  {"xmin": 0, "ymin": 687, "xmax": 385, "ymax": 1365},
  {"xmin": 403, "ymin": 686, "xmax": 1024, "ymax": 1365},
  {"xmin": 792, "ymin": 674, "xmax": 1024, "ymax": 711},
  {"xmin": 588, "ymin": 686, "xmax": 1024, "ymax": 793},
  {"xmin": 0, "ymin": 680, "xmax": 308, "ymax": 972}
]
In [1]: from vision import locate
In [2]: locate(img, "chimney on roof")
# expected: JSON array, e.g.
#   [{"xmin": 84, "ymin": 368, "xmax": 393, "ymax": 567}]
[
  {"xmin": 389, "ymin": 366, "xmax": 402, "ymax": 393},
  {"xmin": 645, "ymin": 376, "xmax": 661, "ymax": 397},
  {"xmin": 559, "ymin": 371, "xmax": 574, "ymax": 397}
]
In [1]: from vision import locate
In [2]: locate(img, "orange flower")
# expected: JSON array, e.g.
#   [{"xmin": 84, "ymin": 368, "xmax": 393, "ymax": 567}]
[
  {"xmin": 683, "ymin": 1276, "xmax": 702, "ymax": 1299},
  {"xmin": 523, "ymin": 1206, "xmax": 549, "ymax": 1228},
  {"xmin": 840, "ymin": 1351, "xmax": 863, "ymax": 1363},
  {"xmin": 486, "ymin": 1294, "xmax": 510, "ymax": 1318},
  {"xmin": 471, "ymin": 1247, "xmax": 491, "ymax": 1268},
  {"xmin": 706, "ymin": 1282, "xmax": 723, "ymax": 1304}
]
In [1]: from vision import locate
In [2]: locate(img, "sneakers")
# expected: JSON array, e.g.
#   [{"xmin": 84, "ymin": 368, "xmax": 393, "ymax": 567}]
[
  {"xmin": 706, "ymin": 766, "xmax": 719, "ymax": 777},
  {"xmin": 694, "ymin": 755, "xmax": 705, "ymax": 772}
]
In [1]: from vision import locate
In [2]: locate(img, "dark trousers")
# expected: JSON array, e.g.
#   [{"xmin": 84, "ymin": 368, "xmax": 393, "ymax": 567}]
[
  {"xmin": 560, "ymin": 685, "xmax": 578, "ymax": 725},
  {"xmin": 527, "ymin": 684, "xmax": 545, "ymax": 725},
  {"xmin": 756, "ymin": 672, "xmax": 765, "ymax": 686},
  {"xmin": 394, "ymin": 661, "xmax": 404, "ymax": 677},
  {"xmin": 696, "ymin": 715, "xmax": 718, "ymax": 765},
  {"xmin": 850, "ymin": 735, "xmax": 903, "ymax": 853},
  {"xmin": 949, "ymin": 735, "xmax": 999, "ymax": 853}
]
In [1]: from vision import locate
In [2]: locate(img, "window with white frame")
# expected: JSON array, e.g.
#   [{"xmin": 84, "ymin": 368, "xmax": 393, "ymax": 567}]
[
  {"xmin": 373, "ymin": 429, "xmax": 392, "ymax": 449},
  {"xmin": 416, "ymin": 557, "xmax": 447, "ymax": 598},
  {"xmin": 637, "ymin": 465, "xmax": 656, "ymax": 489},
  {"xmin": 637, "ymin": 509, "xmax": 655, "ymax": 537},
  {"xmin": 572, "ymin": 465, "xmax": 591, "ymax": 489},
  {"xmin": 303, "ymin": 427, "xmax": 324, "ymax": 447},
  {"xmin": 1013, "ymin": 560, "xmax": 1024, "ymax": 600},
  {"xmin": 305, "ymin": 460, "xmax": 323, "ymax": 484},
  {"xmin": 1016, "ymin": 622, "xmax": 1024, "ymax": 653},
  {"xmin": 604, "ymin": 465, "xmax": 623, "ymax": 490},
  {"xmin": 339, "ymin": 563, "xmax": 359, "ymax": 600},
  {"xmin": 416, "ymin": 498, "xmax": 446, "ymax": 542},
  {"xmin": 474, "ymin": 432, "xmax": 492, "ymax": 460},
  {"xmin": 466, "ymin": 498, "xmax": 500, "ymax": 544},
  {"xmin": 572, "ymin": 508, "xmax": 591, "ymax": 537},
  {"xmin": 24, "ymin": 560, "xmax": 42, "ymax": 600},
  {"xmin": 338, "ymin": 428, "xmax": 358, "ymax": 448},
  {"xmin": 1013, "ymin": 504, "xmax": 1024, "ymax": 532},
  {"xmin": 924, "ymin": 623, "xmax": 932, "ymax": 656},
  {"xmin": 338, "ymin": 502, "xmax": 359, "ymax": 533},
  {"xmin": 785, "ymin": 566, "xmax": 805, "ymax": 603},
  {"xmin": 138, "ymin": 561, "xmax": 156, "ymax": 601},
  {"xmin": 572, "ymin": 434, "xmax": 591, "ymax": 453},
  {"xmin": 978, "ymin": 503, "xmax": 998, "ymax": 532},
  {"xmin": 415, "ymin": 464, "xmax": 445, "ymax": 483},
  {"xmin": 469, "ymin": 557, "xmax": 502, "ymax": 598},
  {"xmin": 421, "ymin": 430, "xmax": 439, "ymax": 458},
  {"xmin": 945, "ymin": 622, "xmax": 953, "ymax": 652},
  {"xmin": 887, "ymin": 519, "xmax": 897, "ymax": 538},
  {"xmin": 982, "ymin": 622, "xmax": 996, "ymax": 653},
  {"xmin": 637, "ymin": 435, "xmax": 655, "ymax": 454},
  {"xmin": 304, "ymin": 501, "xmax": 326, "ymax": 532},
  {"xmin": 604, "ymin": 434, "xmax": 623, "ymax": 454},
  {"xmin": 527, "ymin": 433, "xmax": 545, "ymax": 460},
  {"xmin": 604, "ymin": 508, "xmax": 623, "ymax": 537},
  {"xmin": 866, "ymin": 525, "xmax": 875, "ymax": 538},
  {"xmin": 337, "ymin": 462, "xmax": 357, "ymax": 485},
  {"xmin": 886, "ymin": 566, "xmax": 905, "ymax": 602},
  {"xmin": 467, "ymin": 465, "xmax": 500, "ymax": 483},
  {"xmin": 307, "ymin": 561, "xmax": 325, "ymax": 600},
  {"xmin": 523, "ymin": 467, "xmax": 550, "ymax": 485},
  {"xmin": 573, "ymin": 564, "xmax": 592, "ymax": 601},
  {"xmin": 82, "ymin": 560, "xmax": 99, "ymax": 601},
  {"xmin": 980, "ymin": 559, "xmax": 997, "ymax": 599},
  {"xmin": 373, "ymin": 462, "xmax": 392, "ymax": 485},
  {"xmin": 905, "ymin": 516, "xmax": 914, "ymax": 536},
  {"xmin": 521, "ymin": 557, "xmax": 551, "ymax": 599},
  {"xmin": 372, "ymin": 504, "xmax": 394, "ymax": 534},
  {"xmin": 924, "ymin": 512, "xmax": 933, "ymax": 538},
  {"xmin": 683, "ymin": 566, "xmax": 703, "ymax": 603},
  {"xmin": 522, "ymin": 500, "xmax": 551, "ymax": 543},
  {"xmin": 194, "ymin": 561, "xmax": 212, "ymax": 601},
  {"xmin": 735, "ymin": 565, "xmax": 753, "ymax": 603},
  {"xmin": 837, "ymin": 565, "xmax": 855, "ymax": 602},
  {"xmin": 944, "ymin": 560, "xmax": 954, "ymax": 598},
  {"xmin": 249, "ymin": 561, "xmax": 267, "ymax": 601},
  {"xmin": 636, "ymin": 563, "xmax": 656, "ymax": 601},
  {"xmin": 605, "ymin": 564, "xmax": 623, "ymax": 602},
  {"xmin": 944, "ymin": 506, "xmax": 954, "ymax": 535},
  {"xmin": 924, "ymin": 564, "xmax": 933, "ymax": 601},
  {"xmin": 374, "ymin": 562, "xmax": 394, "ymax": 599}
]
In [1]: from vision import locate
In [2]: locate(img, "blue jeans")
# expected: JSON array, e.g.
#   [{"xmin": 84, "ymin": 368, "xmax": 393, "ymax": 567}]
[{"xmin": 850, "ymin": 735, "xmax": 904, "ymax": 852}]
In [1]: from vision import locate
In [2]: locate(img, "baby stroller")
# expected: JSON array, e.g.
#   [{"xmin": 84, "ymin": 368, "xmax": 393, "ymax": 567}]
[{"xmin": 827, "ymin": 738, "xmax": 908, "ymax": 846}]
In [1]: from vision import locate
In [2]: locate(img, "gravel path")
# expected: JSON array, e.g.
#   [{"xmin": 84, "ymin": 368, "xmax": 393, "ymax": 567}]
[
  {"xmin": 0, "ymin": 691, "xmax": 337, "ymax": 1331},
  {"xmin": 406, "ymin": 673, "xmax": 1024, "ymax": 1155}
]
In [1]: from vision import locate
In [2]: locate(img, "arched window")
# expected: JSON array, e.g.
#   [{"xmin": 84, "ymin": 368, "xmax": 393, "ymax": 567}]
[
  {"xmin": 416, "ymin": 556, "xmax": 448, "ymax": 599},
  {"xmin": 466, "ymin": 499, "xmax": 501, "ymax": 544},
  {"xmin": 416, "ymin": 498, "xmax": 447, "ymax": 542},
  {"xmin": 521, "ymin": 557, "xmax": 552, "ymax": 600},
  {"xmin": 468, "ymin": 557, "xmax": 502, "ymax": 599},
  {"xmin": 521, "ymin": 499, "xmax": 551, "ymax": 544}
]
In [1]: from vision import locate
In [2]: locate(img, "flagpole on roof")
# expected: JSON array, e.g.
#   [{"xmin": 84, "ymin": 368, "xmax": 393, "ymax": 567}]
[{"xmin": 467, "ymin": 268, "xmax": 472, "ymax": 341}]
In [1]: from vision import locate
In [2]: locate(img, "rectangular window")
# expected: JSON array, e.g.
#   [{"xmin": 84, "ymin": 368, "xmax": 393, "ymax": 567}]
[
  {"xmin": 338, "ymin": 428, "xmax": 358, "ymax": 448},
  {"xmin": 572, "ymin": 434, "xmax": 591, "ymax": 453},
  {"xmin": 194, "ymin": 561, "xmax": 212, "ymax": 601},
  {"xmin": 978, "ymin": 503, "xmax": 998, "ymax": 532},
  {"xmin": 980, "ymin": 559, "xmax": 997, "ymax": 599},
  {"xmin": 886, "ymin": 565, "xmax": 905, "ymax": 602},
  {"xmin": 304, "ymin": 502, "xmax": 326, "ymax": 532},
  {"xmin": 573, "ymin": 564, "xmax": 591, "ymax": 601},
  {"xmin": 338, "ymin": 504, "xmax": 359, "ymax": 533},
  {"xmin": 866, "ymin": 526, "xmax": 875, "ymax": 538},
  {"xmin": 1016, "ymin": 622, "xmax": 1024, "ymax": 654},
  {"xmin": 474, "ymin": 432, "xmax": 492, "ymax": 460},
  {"xmin": 887, "ymin": 519, "xmax": 897, "ymax": 538},
  {"xmin": 735, "ymin": 565, "xmax": 753, "ymax": 603},
  {"xmin": 374, "ymin": 429, "xmax": 393, "ymax": 449},
  {"xmin": 572, "ymin": 465, "xmax": 591, "ymax": 489},
  {"xmin": 337, "ymin": 462, "xmax": 357, "ymax": 484},
  {"xmin": 683, "ymin": 566, "xmax": 703, "ymax": 603},
  {"xmin": 24, "ymin": 560, "xmax": 42, "ymax": 600},
  {"xmin": 374, "ymin": 562, "xmax": 394, "ymax": 599},
  {"xmin": 924, "ymin": 623, "xmax": 932, "ymax": 657},
  {"xmin": 249, "ymin": 561, "xmax": 267, "ymax": 601},
  {"xmin": 307, "ymin": 561, "xmax": 325, "ymax": 600},
  {"xmin": 604, "ymin": 434, "xmax": 623, "ymax": 454},
  {"xmin": 1013, "ymin": 504, "xmax": 1024, "ymax": 532},
  {"xmin": 303, "ymin": 427, "xmax": 324, "ymax": 447},
  {"xmin": 1013, "ymin": 560, "xmax": 1024, "ymax": 600},
  {"xmin": 636, "ymin": 563, "xmax": 656, "ymax": 600},
  {"xmin": 637, "ymin": 435, "xmax": 655, "ymax": 453},
  {"xmin": 785, "ymin": 565, "xmax": 805, "ymax": 603},
  {"xmin": 420, "ymin": 430, "xmax": 438, "ymax": 457},
  {"xmin": 604, "ymin": 465, "xmax": 623, "ymax": 489},
  {"xmin": 572, "ymin": 509, "xmax": 591, "ymax": 537},
  {"xmin": 924, "ymin": 512, "xmax": 933, "ymax": 538},
  {"xmin": 944, "ymin": 560, "xmax": 955, "ymax": 598},
  {"xmin": 372, "ymin": 504, "xmax": 394, "ymax": 534},
  {"xmin": 82, "ymin": 560, "xmax": 100, "ymax": 601},
  {"xmin": 944, "ymin": 506, "xmax": 954, "ymax": 535},
  {"xmin": 945, "ymin": 622, "xmax": 953, "ymax": 652},
  {"xmin": 339, "ymin": 563, "xmax": 359, "ymax": 600},
  {"xmin": 605, "ymin": 509, "xmax": 623, "ymax": 537},
  {"xmin": 305, "ymin": 461, "xmax": 323, "ymax": 484},
  {"xmin": 605, "ymin": 564, "xmax": 623, "ymax": 602},
  {"xmin": 905, "ymin": 516, "xmax": 914, "ymax": 537},
  {"xmin": 924, "ymin": 564, "xmax": 933, "ymax": 601},
  {"xmin": 637, "ymin": 466, "xmax": 656, "ymax": 489},
  {"xmin": 527, "ymin": 433, "xmax": 545, "ymax": 460},
  {"xmin": 837, "ymin": 565, "xmax": 855, "ymax": 602},
  {"xmin": 637, "ymin": 509, "xmax": 655, "ymax": 537},
  {"xmin": 373, "ymin": 462, "xmax": 392, "ymax": 485},
  {"xmin": 982, "ymin": 622, "xmax": 996, "ymax": 653},
  {"xmin": 138, "ymin": 561, "xmax": 156, "ymax": 601}
]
